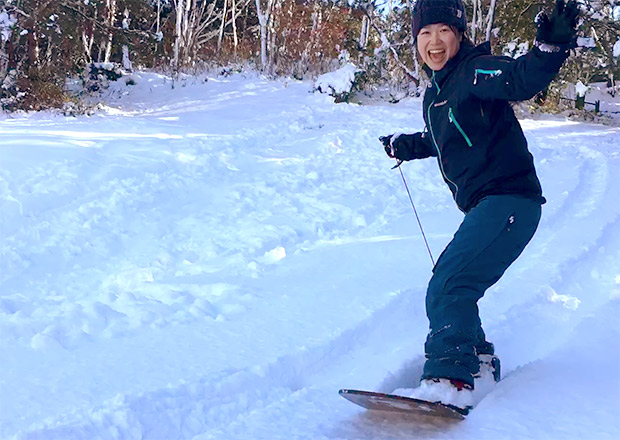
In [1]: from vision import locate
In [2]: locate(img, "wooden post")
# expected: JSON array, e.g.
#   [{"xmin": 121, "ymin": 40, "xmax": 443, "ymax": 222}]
[{"xmin": 575, "ymin": 95, "xmax": 585, "ymax": 110}]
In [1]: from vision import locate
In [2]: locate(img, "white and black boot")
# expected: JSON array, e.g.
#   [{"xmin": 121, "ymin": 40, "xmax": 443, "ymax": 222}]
[
  {"xmin": 477, "ymin": 354, "xmax": 501, "ymax": 382},
  {"xmin": 472, "ymin": 354, "xmax": 501, "ymax": 404},
  {"xmin": 406, "ymin": 378, "xmax": 474, "ymax": 415}
]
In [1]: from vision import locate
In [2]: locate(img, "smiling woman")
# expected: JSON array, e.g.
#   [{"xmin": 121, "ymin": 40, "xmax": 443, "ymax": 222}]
[
  {"xmin": 417, "ymin": 24, "xmax": 463, "ymax": 72},
  {"xmin": 411, "ymin": 0, "xmax": 467, "ymax": 72},
  {"xmin": 380, "ymin": 0, "xmax": 581, "ymax": 414}
]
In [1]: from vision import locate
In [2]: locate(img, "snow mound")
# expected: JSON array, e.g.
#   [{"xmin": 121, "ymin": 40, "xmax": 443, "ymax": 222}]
[{"xmin": 314, "ymin": 63, "xmax": 362, "ymax": 97}]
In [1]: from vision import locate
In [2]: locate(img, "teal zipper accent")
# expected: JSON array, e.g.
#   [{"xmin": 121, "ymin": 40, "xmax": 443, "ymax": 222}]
[
  {"xmin": 473, "ymin": 68, "xmax": 503, "ymax": 85},
  {"xmin": 432, "ymin": 72, "xmax": 440, "ymax": 94},
  {"xmin": 448, "ymin": 107, "xmax": 473, "ymax": 148},
  {"xmin": 475, "ymin": 69, "xmax": 503, "ymax": 75},
  {"xmin": 427, "ymin": 75, "xmax": 460, "ymax": 206}
]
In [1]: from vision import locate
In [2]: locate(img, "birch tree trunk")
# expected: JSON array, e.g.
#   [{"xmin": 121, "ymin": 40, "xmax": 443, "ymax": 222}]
[
  {"xmin": 104, "ymin": 0, "xmax": 117, "ymax": 63},
  {"xmin": 182, "ymin": 0, "xmax": 192, "ymax": 67},
  {"xmin": 173, "ymin": 0, "xmax": 184, "ymax": 69},
  {"xmin": 218, "ymin": 0, "xmax": 228, "ymax": 52},
  {"xmin": 254, "ymin": 0, "xmax": 275, "ymax": 71},
  {"xmin": 231, "ymin": 0, "xmax": 238, "ymax": 53},
  {"xmin": 470, "ymin": 0, "xmax": 478, "ymax": 42},
  {"xmin": 122, "ymin": 8, "xmax": 132, "ymax": 70},
  {"xmin": 157, "ymin": 0, "xmax": 161, "ymax": 35},
  {"xmin": 485, "ymin": 0, "xmax": 498, "ymax": 42},
  {"xmin": 359, "ymin": 15, "xmax": 369, "ymax": 51},
  {"xmin": 172, "ymin": 0, "xmax": 222, "ymax": 69},
  {"xmin": 268, "ymin": 6, "xmax": 277, "ymax": 68},
  {"xmin": 82, "ymin": 24, "xmax": 95, "ymax": 63}
]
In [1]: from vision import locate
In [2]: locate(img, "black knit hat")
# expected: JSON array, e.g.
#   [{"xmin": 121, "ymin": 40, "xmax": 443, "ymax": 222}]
[{"xmin": 411, "ymin": 0, "xmax": 467, "ymax": 39}]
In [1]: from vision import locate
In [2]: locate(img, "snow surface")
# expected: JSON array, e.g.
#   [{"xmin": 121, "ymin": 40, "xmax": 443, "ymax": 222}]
[{"xmin": 1, "ymin": 72, "xmax": 620, "ymax": 440}]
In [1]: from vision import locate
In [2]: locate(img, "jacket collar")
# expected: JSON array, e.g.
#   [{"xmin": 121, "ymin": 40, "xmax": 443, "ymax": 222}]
[{"xmin": 423, "ymin": 41, "xmax": 490, "ymax": 88}]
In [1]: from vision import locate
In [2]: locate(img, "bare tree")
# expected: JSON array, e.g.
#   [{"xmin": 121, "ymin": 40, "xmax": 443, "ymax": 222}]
[
  {"xmin": 173, "ymin": 0, "xmax": 186, "ymax": 68},
  {"xmin": 193, "ymin": 0, "xmax": 253, "ymax": 54},
  {"xmin": 254, "ymin": 0, "xmax": 277, "ymax": 70},
  {"xmin": 359, "ymin": 14, "xmax": 370, "ymax": 51},
  {"xmin": 231, "ymin": 0, "xmax": 238, "ymax": 53},
  {"xmin": 122, "ymin": 8, "xmax": 132, "ymax": 70},
  {"xmin": 363, "ymin": 3, "xmax": 417, "ymax": 79},
  {"xmin": 0, "ymin": 7, "xmax": 20, "ymax": 85},
  {"xmin": 172, "ymin": 0, "xmax": 217, "ymax": 69},
  {"xmin": 218, "ymin": 0, "xmax": 229, "ymax": 52},
  {"xmin": 485, "ymin": 0, "xmax": 498, "ymax": 42},
  {"xmin": 103, "ymin": 0, "xmax": 117, "ymax": 63},
  {"xmin": 469, "ymin": 0, "xmax": 485, "ymax": 43}
]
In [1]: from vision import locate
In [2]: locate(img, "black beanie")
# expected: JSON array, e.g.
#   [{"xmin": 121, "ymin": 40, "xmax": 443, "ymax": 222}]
[{"xmin": 411, "ymin": 0, "xmax": 467, "ymax": 39}]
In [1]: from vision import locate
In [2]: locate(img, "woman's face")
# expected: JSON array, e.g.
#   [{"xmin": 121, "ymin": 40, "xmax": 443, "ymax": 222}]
[{"xmin": 417, "ymin": 23, "xmax": 462, "ymax": 71}]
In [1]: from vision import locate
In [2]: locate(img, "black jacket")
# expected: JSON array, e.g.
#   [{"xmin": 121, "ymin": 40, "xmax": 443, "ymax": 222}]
[{"xmin": 401, "ymin": 41, "xmax": 569, "ymax": 213}]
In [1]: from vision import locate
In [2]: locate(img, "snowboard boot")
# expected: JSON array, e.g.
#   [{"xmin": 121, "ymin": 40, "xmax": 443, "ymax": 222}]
[
  {"xmin": 475, "ymin": 354, "xmax": 501, "ymax": 383},
  {"xmin": 472, "ymin": 354, "xmax": 500, "ymax": 404},
  {"xmin": 409, "ymin": 378, "xmax": 474, "ymax": 415}
]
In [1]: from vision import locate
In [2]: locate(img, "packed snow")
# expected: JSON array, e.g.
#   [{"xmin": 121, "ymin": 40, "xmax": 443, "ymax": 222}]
[{"xmin": 0, "ymin": 71, "xmax": 619, "ymax": 440}]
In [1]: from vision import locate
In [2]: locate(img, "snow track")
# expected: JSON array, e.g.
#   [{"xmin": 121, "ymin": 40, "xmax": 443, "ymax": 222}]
[
  {"xmin": 16, "ymin": 287, "xmax": 425, "ymax": 440},
  {"xmin": 1, "ymin": 73, "xmax": 619, "ymax": 439}
]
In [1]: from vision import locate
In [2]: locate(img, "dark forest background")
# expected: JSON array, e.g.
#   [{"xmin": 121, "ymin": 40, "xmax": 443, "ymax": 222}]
[{"xmin": 1, "ymin": 0, "xmax": 618, "ymax": 111}]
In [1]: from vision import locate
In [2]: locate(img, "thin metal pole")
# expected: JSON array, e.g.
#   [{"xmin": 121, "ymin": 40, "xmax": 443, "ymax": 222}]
[{"xmin": 397, "ymin": 166, "xmax": 435, "ymax": 266}]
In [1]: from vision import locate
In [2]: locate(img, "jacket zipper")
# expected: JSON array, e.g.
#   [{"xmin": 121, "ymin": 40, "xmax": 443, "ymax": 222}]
[
  {"xmin": 427, "ymin": 74, "xmax": 460, "ymax": 207},
  {"xmin": 448, "ymin": 107, "xmax": 473, "ymax": 147}
]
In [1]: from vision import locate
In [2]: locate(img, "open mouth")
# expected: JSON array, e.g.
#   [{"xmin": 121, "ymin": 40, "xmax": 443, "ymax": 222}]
[{"xmin": 428, "ymin": 49, "xmax": 446, "ymax": 63}]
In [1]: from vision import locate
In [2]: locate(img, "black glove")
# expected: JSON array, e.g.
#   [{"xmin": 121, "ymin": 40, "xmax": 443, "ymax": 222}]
[
  {"xmin": 536, "ymin": 0, "xmax": 580, "ymax": 46},
  {"xmin": 379, "ymin": 134, "xmax": 415, "ymax": 161}
]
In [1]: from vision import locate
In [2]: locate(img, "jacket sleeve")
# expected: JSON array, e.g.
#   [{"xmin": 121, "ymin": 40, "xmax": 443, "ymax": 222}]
[
  {"xmin": 416, "ymin": 131, "xmax": 438, "ymax": 159},
  {"xmin": 396, "ymin": 132, "xmax": 437, "ymax": 160},
  {"xmin": 467, "ymin": 44, "xmax": 570, "ymax": 102}
]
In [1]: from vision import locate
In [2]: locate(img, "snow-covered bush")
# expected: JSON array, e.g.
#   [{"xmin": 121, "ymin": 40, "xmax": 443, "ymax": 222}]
[
  {"xmin": 314, "ymin": 63, "xmax": 364, "ymax": 103},
  {"xmin": 86, "ymin": 63, "xmax": 125, "ymax": 92}
]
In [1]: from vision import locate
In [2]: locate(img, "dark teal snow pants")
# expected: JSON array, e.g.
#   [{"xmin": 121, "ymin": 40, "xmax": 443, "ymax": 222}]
[{"xmin": 422, "ymin": 195, "xmax": 542, "ymax": 387}]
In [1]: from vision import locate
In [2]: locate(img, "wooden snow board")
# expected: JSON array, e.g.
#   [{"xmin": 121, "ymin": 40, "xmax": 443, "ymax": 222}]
[{"xmin": 339, "ymin": 389, "xmax": 467, "ymax": 420}]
